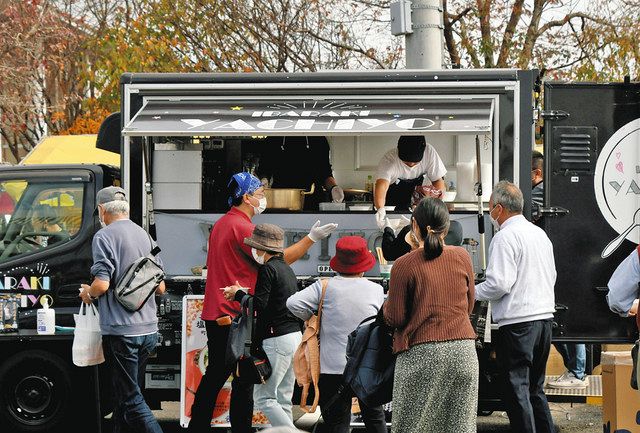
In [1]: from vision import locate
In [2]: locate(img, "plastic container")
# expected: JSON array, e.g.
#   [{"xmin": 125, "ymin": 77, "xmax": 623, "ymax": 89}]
[
  {"xmin": 349, "ymin": 204, "xmax": 373, "ymax": 211},
  {"xmin": 37, "ymin": 295, "xmax": 55, "ymax": 335},
  {"xmin": 365, "ymin": 175, "xmax": 374, "ymax": 192},
  {"xmin": 0, "ymin": 294, "xmax": 19, "ymax": 333},
  {"xmin": 319, "ymin": 202, "xmax": 346, "ymax": 211},
  {"xmin": 442, "ymin": 191, "xmax": 457, "ymax": 202}
]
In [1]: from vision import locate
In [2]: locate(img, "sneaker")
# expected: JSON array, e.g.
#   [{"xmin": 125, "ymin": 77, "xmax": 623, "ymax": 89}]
[{"xmin": 547, "ymin": 370, "xmax": 589, "ymax": 389}]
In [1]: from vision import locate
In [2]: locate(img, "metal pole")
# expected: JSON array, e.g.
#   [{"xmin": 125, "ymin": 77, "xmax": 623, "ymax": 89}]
[
  {"xmin": 405, "ymin": 0, "xmax": 443, "ymax": 69},
  {"xmin": 475, "ymin": 135, "xmax": 487, "ymax": 274}
]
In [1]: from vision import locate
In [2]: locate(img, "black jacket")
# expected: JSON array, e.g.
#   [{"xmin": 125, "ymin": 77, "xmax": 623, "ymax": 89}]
[{"xmin": 235, "ymin": 255, "xmax": 301, "ymax": 341}]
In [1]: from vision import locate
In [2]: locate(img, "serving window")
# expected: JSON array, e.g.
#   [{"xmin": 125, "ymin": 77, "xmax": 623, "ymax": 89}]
[{"xmin": 127, "ymin": 96, "xmax": 497, "ymax": 214}]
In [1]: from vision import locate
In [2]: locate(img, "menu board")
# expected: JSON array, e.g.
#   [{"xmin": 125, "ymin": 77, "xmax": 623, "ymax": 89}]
[{"xmin": 180, "ymin": 295, "xmax": 270, "ymax": 428}]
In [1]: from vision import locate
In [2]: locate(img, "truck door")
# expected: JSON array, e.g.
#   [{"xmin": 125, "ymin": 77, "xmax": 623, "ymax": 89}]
[
  {"xmin": 0, "ymin": 169, "xmax": 97, "ymax": 324},
  {"xmin": 543, "ymin": 82, "xmax": 640, "ymax": 342}
]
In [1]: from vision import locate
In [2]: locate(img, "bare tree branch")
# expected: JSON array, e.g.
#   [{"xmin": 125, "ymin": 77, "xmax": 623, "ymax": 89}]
[
  {"xmin": 304, "ymin": 29, "xmax": 387, "ymax": 69},
  {"xmin": 497, "ymin": 0, "xmax": 525, "ymax": 67}
]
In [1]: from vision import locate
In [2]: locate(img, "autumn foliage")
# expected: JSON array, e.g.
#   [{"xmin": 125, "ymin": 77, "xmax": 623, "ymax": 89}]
[{"xmin": 0, "ymin": 0, "xmax": 639, "ymax": 162}]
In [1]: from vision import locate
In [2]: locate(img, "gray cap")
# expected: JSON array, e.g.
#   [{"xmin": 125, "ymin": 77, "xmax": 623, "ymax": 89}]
[{"xmin": 96, "ymin": 186, "xmax": 127, "ymax": 206}]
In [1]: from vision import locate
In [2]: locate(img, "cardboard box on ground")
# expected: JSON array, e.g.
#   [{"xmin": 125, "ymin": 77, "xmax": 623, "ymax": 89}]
[{"xmin": 601, "ymin": 351, "xmax": 640, "ymax": 432}]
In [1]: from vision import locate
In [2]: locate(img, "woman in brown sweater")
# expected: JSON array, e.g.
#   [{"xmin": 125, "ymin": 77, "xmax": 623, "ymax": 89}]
[{"xmin": 383, "ymin": 197, "xmax": 478, "ymax": 433}]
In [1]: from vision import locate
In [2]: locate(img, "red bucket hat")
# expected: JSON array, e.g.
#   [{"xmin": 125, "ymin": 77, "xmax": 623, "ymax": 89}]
[{"xmin": 330, "ymin": 236, "xmax": 376, "ymax": 274}]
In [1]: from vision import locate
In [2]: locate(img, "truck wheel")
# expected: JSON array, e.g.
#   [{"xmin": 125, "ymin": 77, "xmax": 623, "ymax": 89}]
[{"xmin": 0, "ymin": 350, "xmax": 71, "ymax": 432}]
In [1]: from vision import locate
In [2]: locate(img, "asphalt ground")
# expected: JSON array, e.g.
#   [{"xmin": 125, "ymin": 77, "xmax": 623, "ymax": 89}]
[{"xmin": 100, "ymin": 401, "xmax": 602, "ymax": 433}]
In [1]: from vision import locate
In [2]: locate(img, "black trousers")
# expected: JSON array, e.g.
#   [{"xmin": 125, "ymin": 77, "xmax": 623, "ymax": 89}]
[
  {"xmin": 317, "ymin": 374, "xmax": 387, "ymax": 433},
  {"xmin": 187, "ymin": 321, "xmax": 254, "ymax": 433},
  {"xmin": 496, "ymin": 319, "xmax": 555, "ymax": 433}
]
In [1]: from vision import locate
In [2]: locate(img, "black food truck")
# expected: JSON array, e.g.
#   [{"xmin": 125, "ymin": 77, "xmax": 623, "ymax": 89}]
[{"xmin": 0, "ymin": 69, "xmax": 637, "ymax": 431}]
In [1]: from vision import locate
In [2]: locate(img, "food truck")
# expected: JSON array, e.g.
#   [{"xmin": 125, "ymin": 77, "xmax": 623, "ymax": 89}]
[{"xmin": 0, "ymin": 69, "xmax": 637, "ymax": 431}]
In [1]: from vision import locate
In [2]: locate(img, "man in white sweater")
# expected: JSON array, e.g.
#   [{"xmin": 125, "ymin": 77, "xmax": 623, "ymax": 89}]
[{"xmin": 476, "ymin": 181, "xmax": 556, "ymax": 433}]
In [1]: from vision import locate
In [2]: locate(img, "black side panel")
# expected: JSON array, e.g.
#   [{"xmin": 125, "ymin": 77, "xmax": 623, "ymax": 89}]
[
  {"xmin": 96, "ymin": 112, "xmax": 121, "ymax": 154},
  {"xmin": 121, "ymin": 84, "xmax": 145, "ymax": 226},
  {"xmin": 544, "ymin": 82, "xmax": 640, "ymax": 342},
  {"xmin": 518, "ymin": 71, "xmax": 536, "ymax": 218}
]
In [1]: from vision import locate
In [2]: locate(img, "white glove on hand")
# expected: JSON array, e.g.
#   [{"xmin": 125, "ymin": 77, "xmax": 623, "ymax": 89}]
[
  {"xmin": 375, "ymin": 208, "xmax": 387, "ymax": 230},
  {"xmin": 331, "ymin": 185, "xmax": 344, "ymax": 203},
  {"xmin": 308, "ymin": 220, "xmax": 338, "ymax": 242},
  {"xmin": 384, "ymin": 217, "xmax": 393, "ymax": 230}
]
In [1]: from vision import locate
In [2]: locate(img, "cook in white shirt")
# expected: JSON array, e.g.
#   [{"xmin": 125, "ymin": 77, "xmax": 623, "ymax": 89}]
[{"xmin": 374, "ymin": 136, "xmax": 446, "ymax": 228}]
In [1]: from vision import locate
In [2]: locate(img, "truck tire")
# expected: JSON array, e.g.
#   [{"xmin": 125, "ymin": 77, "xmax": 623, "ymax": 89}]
[{"xmin": 0, "ymin": 349, "xmax": 72, "ymax": 432}]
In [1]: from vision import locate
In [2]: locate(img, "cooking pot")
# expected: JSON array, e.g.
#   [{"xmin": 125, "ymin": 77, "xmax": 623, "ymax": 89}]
[
  {"xmin": 264, "ymin": 184, "xmax": 315, "ymax": 211},
  {"xmin": 343, "ymin": 188, "xmax": 373, "ymax": 202}
]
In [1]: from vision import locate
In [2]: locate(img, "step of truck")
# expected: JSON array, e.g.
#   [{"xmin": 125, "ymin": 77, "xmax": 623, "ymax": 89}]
[{"xmin": 544, "ymin": 375, "xmax": 602, "ymax": 402}]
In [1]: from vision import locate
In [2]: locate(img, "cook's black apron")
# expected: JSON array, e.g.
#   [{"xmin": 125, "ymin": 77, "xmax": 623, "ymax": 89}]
[{"xmin": 386, "ymin": 175, "xmax": 424, "ymax": 211}]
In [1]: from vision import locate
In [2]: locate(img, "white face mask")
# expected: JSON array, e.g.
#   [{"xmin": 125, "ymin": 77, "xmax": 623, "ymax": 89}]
[
  {"xmin": 250, "ymin": 196, "xmax": 267, "ymax": 215},
  {"xmin": 98, "ymin": 208, "xmax": 106, "ymax": 228},
  {"xmin": 489, "ymin": 205, "xmax": 501, "ymax": 232},
  {"xmin": 251, "ymin": 248, "xmax": 265, "ymax": 265}
]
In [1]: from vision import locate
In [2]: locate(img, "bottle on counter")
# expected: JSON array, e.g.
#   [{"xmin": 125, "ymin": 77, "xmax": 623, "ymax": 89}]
[
  {"xmin": 462, "ymin": 238, "xmax": 480, "ymax": 276},
  {"xmin": 365, "ymin": 175, "xmax": 374, "ymax": 193},
  {"xmin": 37, "ymin": 295, "xmax": 55, "ymax": 335}
]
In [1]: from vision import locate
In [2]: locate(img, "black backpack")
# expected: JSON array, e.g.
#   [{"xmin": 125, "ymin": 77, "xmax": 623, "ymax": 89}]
[{"xmin": 343, "ymin": 311, "xmax": 395, "ymax": 407}]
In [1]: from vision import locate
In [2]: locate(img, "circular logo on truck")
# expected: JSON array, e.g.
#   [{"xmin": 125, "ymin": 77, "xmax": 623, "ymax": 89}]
[{"xmin": 594, "ymin": 118, "xmax": 640, "ymax": 258}]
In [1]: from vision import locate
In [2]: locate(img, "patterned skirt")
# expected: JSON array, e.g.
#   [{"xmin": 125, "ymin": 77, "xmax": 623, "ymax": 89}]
[{"xmin": 391, "ymin": 339, "xmax": 479, "ymax": 433}]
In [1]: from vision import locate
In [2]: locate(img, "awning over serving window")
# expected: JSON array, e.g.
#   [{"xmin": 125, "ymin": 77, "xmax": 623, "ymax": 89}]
[{"xmin": 122, "ymin": 98, "xmax": 494, "ymax": 136}]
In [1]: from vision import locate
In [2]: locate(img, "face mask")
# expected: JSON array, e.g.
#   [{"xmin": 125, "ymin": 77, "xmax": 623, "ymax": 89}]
[
  {"xmin": 98, "ymin": 208, "xmax": 106, "ymax": 228},
  {"xmin": 251, "ymin": 248, "xmax": 265, "ymax": 265},
  {"xmin": 249, "ymin": 195, "xmax": 267, "ymax": 215},
  {"xmin": 489, "ymin": 205, "xmax": 501, "ymax": 232},
  {"xmin": 411, "ymin": 222, "xmax": 421, "ymax": 245}
]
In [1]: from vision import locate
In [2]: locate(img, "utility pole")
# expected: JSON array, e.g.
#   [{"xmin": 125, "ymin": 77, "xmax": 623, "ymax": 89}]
[{"xmin": 391, "ymin": 0, "xmax": 444, "ymax": 69}]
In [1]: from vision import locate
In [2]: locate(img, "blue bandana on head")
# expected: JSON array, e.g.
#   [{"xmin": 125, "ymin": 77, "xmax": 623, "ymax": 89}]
[{"xmin": 228, "ymin": 172, "xmax": 261, "ymax": 206}]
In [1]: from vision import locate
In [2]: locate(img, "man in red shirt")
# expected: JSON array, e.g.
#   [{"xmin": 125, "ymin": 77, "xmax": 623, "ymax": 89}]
[{"xmin": 188, "ymin": 172, "xmax": 337, "ymax": 433}]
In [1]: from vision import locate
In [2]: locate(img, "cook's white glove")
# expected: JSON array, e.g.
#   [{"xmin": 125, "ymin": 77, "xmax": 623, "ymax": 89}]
[
  {"xmin": 308, "ymin": 220, "xmax": 338, "ymax": 242},
  {"xmin": 383, "ymin": 217, "xmax": 395, "ymax": 231},
  {"xmin": 375, "ymin": 208, "xmax": 387, "ymax": 230},
  {"xmin": 331, "ymin": 185, "xmax": 344, "ymax": 203}
]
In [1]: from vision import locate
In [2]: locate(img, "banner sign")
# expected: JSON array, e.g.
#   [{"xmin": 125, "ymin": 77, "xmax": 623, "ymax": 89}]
[
  {"xmin": 124, "ymin": 98, "xmax": 492, "ymax": 136},
  {"xmin": 180, "ymin": 295, "xmax": 270, "ymax": 428}
]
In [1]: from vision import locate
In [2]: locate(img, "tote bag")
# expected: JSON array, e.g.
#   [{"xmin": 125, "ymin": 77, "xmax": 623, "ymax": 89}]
[{"xmin": 72, "ymin": 303, "xmax": 105, "ymax": 367}]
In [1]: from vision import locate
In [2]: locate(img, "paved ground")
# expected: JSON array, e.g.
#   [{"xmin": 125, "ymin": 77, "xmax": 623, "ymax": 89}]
[
  {"xmin": 475, "ymin": 403, "xmax": 601, "ymax": 432},
  {"xmin": 131, "ymin": 401, "xmax": 602, "ymax": 432}
]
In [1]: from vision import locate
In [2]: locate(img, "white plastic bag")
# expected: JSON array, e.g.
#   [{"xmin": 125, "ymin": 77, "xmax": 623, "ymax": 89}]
[{"xmin": 72, "ymin": 303, "xmax": 105, "ymax": 366}]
